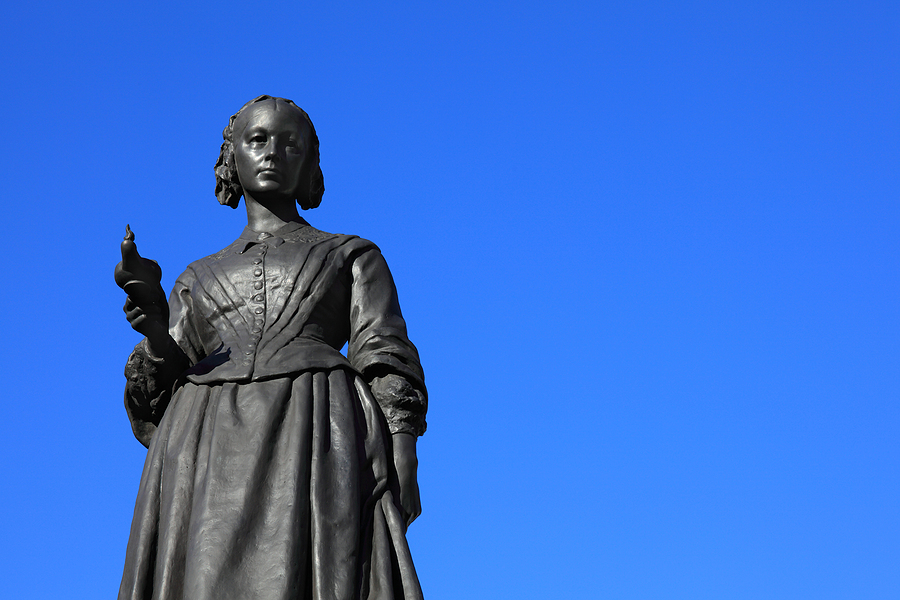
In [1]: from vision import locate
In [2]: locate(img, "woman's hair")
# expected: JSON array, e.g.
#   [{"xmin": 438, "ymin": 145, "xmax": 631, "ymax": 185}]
[{"xmin": 214, "ymin": 95, "xmax": 325, "ymax": 210}]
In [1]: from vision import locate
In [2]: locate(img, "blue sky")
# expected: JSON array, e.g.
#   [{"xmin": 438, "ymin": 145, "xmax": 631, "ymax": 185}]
[{"xmin": 1, "ymin": 1, "xmax": 897, "ymax": 598}]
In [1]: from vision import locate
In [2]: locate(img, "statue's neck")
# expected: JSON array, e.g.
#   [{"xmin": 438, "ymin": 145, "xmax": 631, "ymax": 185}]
[{"xmin": 243, "ymin": 194, "xmax": 302, "ymax": 233}]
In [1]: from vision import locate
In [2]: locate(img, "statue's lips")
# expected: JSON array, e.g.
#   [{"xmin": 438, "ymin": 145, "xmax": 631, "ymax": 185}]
[{"xmin": 258, "ymin": 168, "xmax": 281, "ymax": 176}]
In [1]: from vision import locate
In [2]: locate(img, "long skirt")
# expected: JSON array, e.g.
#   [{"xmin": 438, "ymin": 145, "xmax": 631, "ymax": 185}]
[{"xmin": 118, "ymin": 369, "xmax": 423, "ymax": 600}]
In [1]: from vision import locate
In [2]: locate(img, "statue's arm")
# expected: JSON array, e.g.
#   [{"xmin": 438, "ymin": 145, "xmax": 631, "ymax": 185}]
[
  {"xmin": 123, "ymin": 272, "xmax": 204, "ymax": 447},
  {"xmin": 347, "ymin": 247, "xmax": 427, "ymax": 525}
]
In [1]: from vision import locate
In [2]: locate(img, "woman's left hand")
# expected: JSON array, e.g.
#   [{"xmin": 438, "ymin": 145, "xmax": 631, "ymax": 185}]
[{"xmin": 392, "ymin": 432, "xmax": 421, "ymax": 527}]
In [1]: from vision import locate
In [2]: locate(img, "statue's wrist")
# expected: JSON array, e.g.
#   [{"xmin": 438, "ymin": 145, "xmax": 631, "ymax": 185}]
[
  {"xmin": 144, "ymin": 333, "xmax": 172, "ymax": 359},
  {"xmin": 392, "ymin": 432, "xmax": 418, "ymax": 464}
]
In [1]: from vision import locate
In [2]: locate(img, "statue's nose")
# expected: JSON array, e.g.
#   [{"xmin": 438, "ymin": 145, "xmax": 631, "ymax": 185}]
[{"xmin": 265, "ymin": 142, "xmax": 283, "ymax": 161}]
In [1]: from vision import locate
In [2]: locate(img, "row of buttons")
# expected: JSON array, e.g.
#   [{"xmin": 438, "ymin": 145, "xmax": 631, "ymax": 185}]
[{"xmin": 246, "ymin": 242, "xmax": 268, "ymax": 356}]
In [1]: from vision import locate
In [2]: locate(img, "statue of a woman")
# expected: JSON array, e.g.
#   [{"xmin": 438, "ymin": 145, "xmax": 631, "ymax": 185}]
[{"xmin": 115, "ymin": 96, "xmax": 427, "ymax": 600}]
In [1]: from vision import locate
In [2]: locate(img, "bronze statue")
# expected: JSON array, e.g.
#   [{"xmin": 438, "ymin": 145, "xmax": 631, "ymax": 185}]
[{"xmin": 115, "ymin": 96, "xmax": 427, "ymax": 600}]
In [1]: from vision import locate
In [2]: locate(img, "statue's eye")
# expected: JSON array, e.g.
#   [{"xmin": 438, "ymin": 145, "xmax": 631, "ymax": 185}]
[{"xmin": 249, "ymin": 134, "xmax": 266, "ymax": 145}]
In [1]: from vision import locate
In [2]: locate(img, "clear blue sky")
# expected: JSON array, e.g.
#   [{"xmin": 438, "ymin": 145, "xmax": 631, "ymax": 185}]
[{"xmin": 1, "ymin": 1, "xmax": 897, "ymax": 598}]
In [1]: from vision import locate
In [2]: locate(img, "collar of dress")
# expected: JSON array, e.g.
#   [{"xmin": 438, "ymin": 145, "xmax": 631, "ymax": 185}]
[{"xmin": 236, "ymin": 218, "xmax": 310, "ymax": 253}]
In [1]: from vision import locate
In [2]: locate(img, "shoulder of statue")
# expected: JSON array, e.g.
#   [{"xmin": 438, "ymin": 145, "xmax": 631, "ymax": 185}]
[
  {"xmin": 184, "ymin": 238, "xmax": 244, "ymax": 270},
  {"xmin": 287, "ymin": 225, "xmax": 380, "ymax": 253},
  {"xmin": 283, "ymin": 222, "xmax": 336, "ymax": 244}
]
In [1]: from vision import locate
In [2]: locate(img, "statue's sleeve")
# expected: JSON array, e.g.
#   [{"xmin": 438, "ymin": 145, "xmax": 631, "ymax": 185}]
[
  {"xmin": 347, "ymin": 248, "xmax": 427, "ymax": 436},
  {"xmin": 124, "ymin": 269, "xmax": 205, "ymax": 447}
]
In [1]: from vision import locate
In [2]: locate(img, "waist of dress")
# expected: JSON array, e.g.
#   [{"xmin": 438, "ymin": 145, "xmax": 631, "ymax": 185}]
[{"xmin": 184, "ymin": 336, "xmax": 353, "ymax": 385}]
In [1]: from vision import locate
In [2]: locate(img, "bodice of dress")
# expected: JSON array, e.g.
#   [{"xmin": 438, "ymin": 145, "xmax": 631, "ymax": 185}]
[{"xmin": 123, "ymin": 219, "xmax": 427, "ymax": 446}]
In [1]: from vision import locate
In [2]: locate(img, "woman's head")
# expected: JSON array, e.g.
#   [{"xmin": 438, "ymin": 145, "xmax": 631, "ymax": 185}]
[{"xmin": 214, "ymin": 95, "xmax": 324, "ymax": 210}]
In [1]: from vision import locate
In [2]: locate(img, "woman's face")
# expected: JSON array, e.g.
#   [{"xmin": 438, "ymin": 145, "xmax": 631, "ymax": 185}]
[{"xmin": 233, "ymin": 100, "xmax": 310, "ymax": 203}]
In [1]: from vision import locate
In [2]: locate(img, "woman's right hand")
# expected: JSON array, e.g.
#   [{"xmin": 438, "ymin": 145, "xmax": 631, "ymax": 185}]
[
  {"xmin": 123, "ymin": 297, "xmax": 170, "ymax": 354},
  {"xmin": 116, "ymin": 225, "xmax": 171, "ymax": 354}
]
